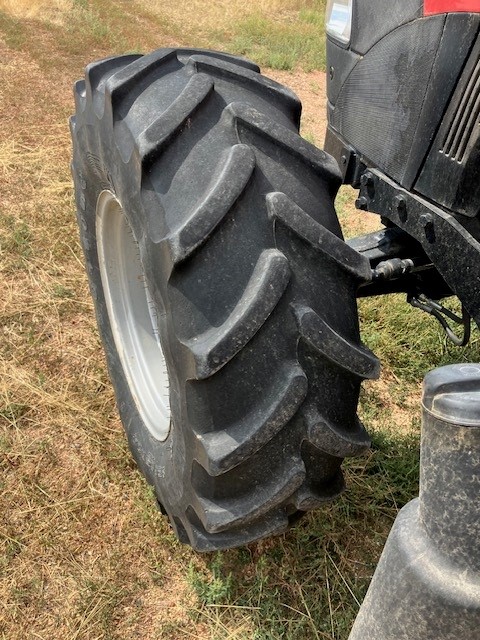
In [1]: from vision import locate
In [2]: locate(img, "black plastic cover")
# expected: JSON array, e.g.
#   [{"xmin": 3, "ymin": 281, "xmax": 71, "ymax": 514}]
[
  {"xmin": 402, "ymin": 13, "xmax": 480, "ymax": 188},
  {"xmin": 350, "ymin": 0, "xmax": 422, "ymax": 56},
  {"xmin": 330, "ymin": 16, "xmax": 445, "ymax": 184},
  {"xmin": 326, "ymin": 42, "xmax": 360, "ymax": 105},
  {"xmin": 326, "ymin": 12, "xmax": 480, "ymax": 196}
]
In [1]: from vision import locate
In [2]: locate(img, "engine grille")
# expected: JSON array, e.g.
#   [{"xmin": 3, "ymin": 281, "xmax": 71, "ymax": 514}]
[{"xmin": 442, "ymin": 57, "xmax": 480, "ymax": 163}]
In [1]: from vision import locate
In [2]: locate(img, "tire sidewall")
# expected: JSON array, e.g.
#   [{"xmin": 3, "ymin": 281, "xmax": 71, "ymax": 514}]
[{"xmin": 71, "ymin": 123, "xmax": 188, "ymax": 523}]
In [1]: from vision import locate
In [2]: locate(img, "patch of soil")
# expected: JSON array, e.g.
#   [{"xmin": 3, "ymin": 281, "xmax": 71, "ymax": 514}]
[{"xmin": 268, "ymin": 68, "xmax": 328, "ymax": 145}]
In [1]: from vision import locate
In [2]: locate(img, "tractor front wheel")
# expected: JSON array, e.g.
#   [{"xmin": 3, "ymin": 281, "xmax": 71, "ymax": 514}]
[{"xmin": 71, "ymin": 48, "xmax": 379, "ymax": 551}]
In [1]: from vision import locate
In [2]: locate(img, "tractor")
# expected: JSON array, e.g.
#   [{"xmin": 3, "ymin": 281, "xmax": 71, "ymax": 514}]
[{"xmin": 70, "ymin": 0, "xmax": 480, "ymax": 551}]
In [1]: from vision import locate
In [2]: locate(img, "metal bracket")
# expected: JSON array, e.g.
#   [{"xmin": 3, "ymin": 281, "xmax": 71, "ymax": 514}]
[{"xmin": 357, "ymin": 169, "xmax": 480, "ymax": 328}]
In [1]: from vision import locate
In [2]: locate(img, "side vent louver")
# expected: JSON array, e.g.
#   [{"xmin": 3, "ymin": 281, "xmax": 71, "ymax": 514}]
[{"xmin": 442, "ymin": 57, "xmax": 480, "ymax": 163}]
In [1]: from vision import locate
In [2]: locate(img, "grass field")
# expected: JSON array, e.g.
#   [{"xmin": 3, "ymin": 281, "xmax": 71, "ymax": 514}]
[{"xmin": 0, "ymin": 1, "xmax": 478, "ymax": 638}]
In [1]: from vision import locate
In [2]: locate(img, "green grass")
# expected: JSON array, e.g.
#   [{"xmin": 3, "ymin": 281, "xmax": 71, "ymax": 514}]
[
  {"xmin": 57, "ymin": 2, "xmax": 116, "ymax": 54},
  {"xmin": 230, "ymin": 10, "xmax": 326, "ymax": 71},
  {"xmin": 0, "ymin": 214, "xmax": 32, "ymax": 268},
  {"xmin": 359, "ymin": 295, "xmax": 480, "ymax": 383},
  {"xmin": 0, "ymin": 11, "xmax": 26, "ymax": 49}
]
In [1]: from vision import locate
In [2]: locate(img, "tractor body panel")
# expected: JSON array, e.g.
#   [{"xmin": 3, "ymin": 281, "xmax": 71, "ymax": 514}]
[
  {"xmin": 326, "ymin": 9, "xmax": 480, "ymax": 201},
  {"xmin": 325, "ymin": 4, "xmax": 480, "ymax": 327}
]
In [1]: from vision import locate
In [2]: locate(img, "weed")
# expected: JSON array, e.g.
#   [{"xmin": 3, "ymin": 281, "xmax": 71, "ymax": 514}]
[
  {"xmin": 52, "ymin": 283, "xmax": 74, "ymax": 298},
  {"xmin": 4, "ymin": 536, "xmax": 24, "ymax": 563},
  {"xmin": 189, "ymin": 553, "xmax": 234, "ymax": 605},
  {"xmin": 0, "ymin": 215, "xmax": 32, "ymax": 266},
  {"xmin": 0, "ymin": 403, "xmax": 30, "ymax": 423},
  {"xmin": 302, "ymin": 130, "xmax": 317, "ymax": 144}
]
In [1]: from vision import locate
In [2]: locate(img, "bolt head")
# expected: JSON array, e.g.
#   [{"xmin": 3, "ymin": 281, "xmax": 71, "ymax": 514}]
[
  {"xmin": 355, "ymin": 196, "xmax": 368, "ymax": 211},
  {"xmin": 420, "ymin": 213, "xmax": 433, "ymax": 227},
  {"xmin": 360, "ymin": 172, "xmax": 373, "ymax": 187},
  {"xmin": 394, "ymin": 195, "xmax": 408, "ymax": 222}
]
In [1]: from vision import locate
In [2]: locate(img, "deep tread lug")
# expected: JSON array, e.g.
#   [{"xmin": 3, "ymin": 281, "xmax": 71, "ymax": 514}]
[
  {"xmin": 167, "ymin": 144, "xmax": 256, "ymax": 265},
  {"xmin": 292, "ymin": 471, "xmax": 345, "ymax": 510},
  {"xmin": 195, "ymin": 365, "xmax": 308, "ymax": 475},
  {"xmin": 267, "ymin": 191, "xmax": 372, "ymax": 283},
  {"xmin": 184, "ymin": 510, "xmax": 288, "ymax": 552},
  {"xmin": 85, "ymin": 54, "xmax": 142, "ymax": 115},
  {"xmin": 193, "ymin": 461, "xmax": 305, "ymax": 533},
  {"xmin": 74, "ymin": 79, "xmax": 86, "ymax": 113},
  {"xmin": 185, "ymin": 55, "xmax": 301, "ymax": 126},
  {"xmin": 183, "ymin": 249, "xmax": 290, "ymax": 379},
  {"xmin": 305, "ymin": 406, "xmax": 370, "ymax": 458},
  {"xmin": 177, "ymin": 49, "xmax": 260, "ymax": 72},
  {"xmin": 223, "ymin": 102, "xmax": 342, "ymax": 190},
  {"xmin": 293, "ymin": 305, "xmax": 380, "ymax": 380},
  {"xmin": 105, "ymin": 49, "xmax": 177, "ymax": 111},
  {"xmin": 137, "ymin": 73, "xmax": 214, "ymax": 170}
]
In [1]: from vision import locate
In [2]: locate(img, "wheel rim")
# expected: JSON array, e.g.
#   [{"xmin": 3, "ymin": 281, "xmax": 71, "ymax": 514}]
[{"xmin": 96, "ymin": 190, "xmax": 171, "ymax": 441}]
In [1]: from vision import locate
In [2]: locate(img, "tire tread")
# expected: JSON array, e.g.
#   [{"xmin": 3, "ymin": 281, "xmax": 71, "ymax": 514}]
[
  {"xmin": 183, "ymin": 249, "xmax": 290, "ymax": 379},
  {"xmin": 195, "ymin": 365, "xmax": 308, "ymax": 475},
  {"xmin": 138, "ymin": 73, "xmax": 215, "ymax": 170},
  {"xmin": 167, "ymin": 144, "xmax": 256, "ymax": 265}
]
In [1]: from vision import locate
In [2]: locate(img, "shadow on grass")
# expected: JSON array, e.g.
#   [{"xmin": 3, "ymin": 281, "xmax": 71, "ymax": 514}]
[{"xmin": 185, "ymin": 429, "xmax": 420, "ymax": 640}]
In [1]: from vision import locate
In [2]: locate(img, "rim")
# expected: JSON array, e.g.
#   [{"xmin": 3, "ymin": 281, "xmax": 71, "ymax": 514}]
[{"xmin": 96, "ymin": 190, "xmax": 171, "ymax": 441}]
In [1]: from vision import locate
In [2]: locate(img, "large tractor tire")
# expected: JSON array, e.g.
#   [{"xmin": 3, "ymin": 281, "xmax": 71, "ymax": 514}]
[{"xmin": 71, "ymin": 48, "xmax": 380, "ymax": 551}]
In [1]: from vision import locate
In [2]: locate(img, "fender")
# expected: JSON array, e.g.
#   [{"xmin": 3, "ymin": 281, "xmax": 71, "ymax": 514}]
[{"xmin": 425, "ymin": 0, "xmax": 480, "ymax": 14}]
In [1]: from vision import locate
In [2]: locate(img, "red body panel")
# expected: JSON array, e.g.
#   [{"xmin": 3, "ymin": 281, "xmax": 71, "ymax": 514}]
[{"xmin": 424, "ymin": 0, "xmax": 480, "ymax": 14}]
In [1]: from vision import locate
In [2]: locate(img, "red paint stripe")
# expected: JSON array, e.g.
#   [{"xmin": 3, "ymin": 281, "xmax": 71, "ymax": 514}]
[{"xmin": 425, "ymin": 0, "xmax": 480, "ymax": 14}]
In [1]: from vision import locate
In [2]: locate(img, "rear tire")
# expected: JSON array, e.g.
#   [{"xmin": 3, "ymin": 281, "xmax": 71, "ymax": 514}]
[{"xmin": 71, "ymin": 48, "xmax": 380, "ymax": 551}]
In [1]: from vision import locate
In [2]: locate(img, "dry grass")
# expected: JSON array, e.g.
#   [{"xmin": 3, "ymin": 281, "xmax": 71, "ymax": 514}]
[
  {"xmin": 0, "ymin": 0, "xmax": 71, "ymax": 21},
  {"xmin": 1, "ymin": 1, "xmax": 478, "ymax": 639},
  {"xmin": 139, "ymin": 0, "xmax": 318, "ymax": 29},
  {"xmin": 0, "ymin": 17, "xmax": 205, "ymax": 637}
]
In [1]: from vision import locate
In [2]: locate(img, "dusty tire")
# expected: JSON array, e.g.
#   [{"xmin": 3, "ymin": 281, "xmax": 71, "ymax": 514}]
[{"xmin": 71, "ymin": 48, "xmax": 380, "ymax": 551}]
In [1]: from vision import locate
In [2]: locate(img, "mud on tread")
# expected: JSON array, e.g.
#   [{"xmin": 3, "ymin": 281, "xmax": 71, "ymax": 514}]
[{"xmin": 71, "ymin": 47, "xmax": 379, "ymax": 551}]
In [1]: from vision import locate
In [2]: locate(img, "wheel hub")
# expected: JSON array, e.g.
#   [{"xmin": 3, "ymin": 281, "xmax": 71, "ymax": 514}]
[{"xmin": 96, "ymin": 190, "xmax": 171, "ymax": 441}]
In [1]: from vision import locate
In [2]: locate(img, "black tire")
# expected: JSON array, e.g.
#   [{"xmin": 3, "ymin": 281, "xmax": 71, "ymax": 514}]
[{"xmin": 71, "ymin": 48, "xmax": 380, "ymax": 551}]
